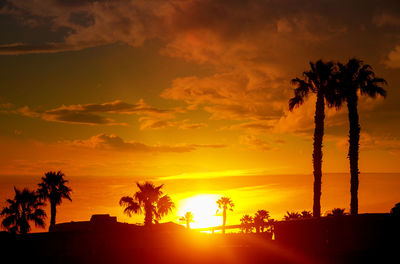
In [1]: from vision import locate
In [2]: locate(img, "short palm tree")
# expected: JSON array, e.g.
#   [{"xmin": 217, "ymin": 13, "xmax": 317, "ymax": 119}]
[
  {"xmin": 327, "ymin": 208, "xmax": 346, "ymax": 217},
  {"xmin": 37, "ymin": 171, "xmax": 72, "ymax": 231},
  {"xmin": 300, "ymin": 210, "xmax": 312, "ymax": 218},
  {"xmin": 284, "ymin": 211, "xmax": 301, "ymax": 221},
  {"xmin": 240, "ymin": 214, "xmax": 253, "ymax": 233},
  {"xmin": 119, "ymin": 181, "xmax": 174, "ymax": 226},
  {"xmin": 336, "ymin": 58, "xmax": 387, "ymax": 215},
  {"xmin": 1, "ymin": 187, "xmax": 46, "ymax": 234},
  {"xmin": 289, "ymin": 60, "xmax": 341, "ymax": 217},
  {"xmin": 216, "ymin": 197, "xmax": 234, "ymax": 234},
  {"xmin": 253, "ymin": 210, "xmax": 270, "ymax": 233},
  {"xmin": 179, "ymin": 211, "xmax": 194, "ymax": 229}
]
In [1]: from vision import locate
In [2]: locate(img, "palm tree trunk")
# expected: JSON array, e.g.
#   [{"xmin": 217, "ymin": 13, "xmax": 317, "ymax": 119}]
[
  {"xmin": 49, "ymin": 201, "xmax": 56, "ymax": 231},
  {"xmin": 222, "ymin": 209, "xmax": 226, "ymax": 234},
  {"xmin": 144, "ymin": 202, "xmax": 153, "ymax": 226},
  {"xmin": 347, "ymin": 94, "xmax": 360, "ymax": 215},
  {"xmin": 312, "ymin": 91, "xmax": 325, "ymax": 217},
  {"xmin": 186, "ymin": 220, "xmax": 190, "ymax": 229}
]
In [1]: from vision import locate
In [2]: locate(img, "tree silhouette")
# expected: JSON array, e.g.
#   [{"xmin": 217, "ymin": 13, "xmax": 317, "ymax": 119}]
[
  {"xmin": 300, "ymin": 210, "xmax": 312, "ymax": 218},
  {"xmin": 284, "ymin": 211, "xmax": 301, "ymax": 221},
  {"xmin": 327, "ymin": 208, "xmax": 346, "ymax": 217},
  {"xmin": 336, "ymin": 58, "xmax": 387, "ymax": 215},
  {"xmin": 240, "ymin": 214, "xmax": 253, "ymax": 233},
  {"xmin": 216, "ymin": 197, "xmax": 234, "ymax": 234},
  {"xmin": 1, "ymin": 187, "xmax": 46, "ymax": 234},
  {"xmin": 119, "ymin": 181, "xmax": 174, "ymax": 226},
  {"xmin": 179, "ymin": 211, "xmax": 194, "ymax": 229},
  {"xmin": 37, "ymin": 170, "xmax": 72, "ymax": 231},
  {"xmin": 289, "ymin": 60, "xmax": 341, "ymax": 217},
  {"xmin": 254, "ymin": 210, "xmax": 270, "ymax": 233},
  {"xmin": 390, "ymin": 203, "xmax": 400, "ymax": 217}
]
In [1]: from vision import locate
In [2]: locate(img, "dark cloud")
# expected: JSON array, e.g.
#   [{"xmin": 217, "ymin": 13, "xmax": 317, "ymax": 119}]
[
  {"xmin": 1, "ymin": 0, "xmax": 399, "ymax": 134},
  {"xmin": 17, "ymin": 100, "xmax": 171, "ymax": 125}
]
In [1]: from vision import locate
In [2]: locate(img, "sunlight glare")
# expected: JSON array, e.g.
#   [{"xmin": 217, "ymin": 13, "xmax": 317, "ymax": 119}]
[{"xmin": 178, "ymin": 194, "xmax": 221, "ymax": 229}]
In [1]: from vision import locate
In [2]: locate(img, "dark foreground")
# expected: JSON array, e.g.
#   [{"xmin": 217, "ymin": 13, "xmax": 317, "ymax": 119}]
[{"xmin": 0, "ymin": 214, "xmax": 399, "ymax": 264}]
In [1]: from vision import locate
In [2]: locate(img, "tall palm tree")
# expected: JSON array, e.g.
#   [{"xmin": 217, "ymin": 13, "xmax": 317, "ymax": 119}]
[
  {"xmin": 179, "ymin": 212, "xmax": 194, "ymax": 229},
  {"xmin": 37, "ymin": 171, "xmax": 72, "ymax": 231},
  {"xmin": 289, "ymin": 60, "xmax": 341, "ymax": 217},
  {"xmin": 336, "ymin": 58, "xmax": 387, "ymax": 215},
  {"xmin": 253, "ymin": 210, "xmax": 270, "ymax": 233},
  {"xmin": 1, "ymin": 187, "xmax": 46, "ymax": 234},
  {"xmin": 119, "ymin": 181, "xmax": 174, "ymax": 226},
  {"xmin": 216, "ymin": 197, "xmax": 234, "ymax": 234},
  {"xmin": 240, "ymin": 214, "xmax": 253, "ymax": 233}
]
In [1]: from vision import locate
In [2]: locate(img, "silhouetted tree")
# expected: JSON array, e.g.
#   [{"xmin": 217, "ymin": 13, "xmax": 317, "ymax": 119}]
[
  {"xmin": 284, "ymin": 211, "xmax": 301, "ymax": 221},
  {"xmin": 179, "ymin": 211, "xmax": 194, "ymax": 229},
  {"xmin": 1, "ymin": 187, "xmax": 46, "ymax": 234},
  {"xmin": 37, "ymin": 170, "xmax": 72, "ymax": 231},
  {"xmin": 216, "ymin": 197, "xmax": 234, "ymax": 234},
  {"xmin": 327, "ymin": 208, "xmax": 346, "ymax": 217},
  {"xmin": 289, "ymin": 60, "xmax": 341, "ymax": 217},
  {"xmin": 336, "ymin": 58, "xmax": 387, "ymax": 215},
  {"xmin": 254, "ymin": 210, "xmax": 270, "ymax": 233},
  {"xmin": 119, "ymin": 181, "xmax": 174, "ymax": 226},
  {"xmin": 391, "ymin": 203, "xmax": 400, "ymax": 217},
  {"xmin": 301, "ymin": 210, "xmax": 312, "ymax": 218},
  {"xmin": 240, "ymin": 214, "xmax": 253, "ymax": 233}
]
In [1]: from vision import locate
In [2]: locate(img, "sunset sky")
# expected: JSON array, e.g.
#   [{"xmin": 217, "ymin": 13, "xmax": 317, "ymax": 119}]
[{"xmin": 1, "ymin": 0, "xmax": 400, "ymax": 230}]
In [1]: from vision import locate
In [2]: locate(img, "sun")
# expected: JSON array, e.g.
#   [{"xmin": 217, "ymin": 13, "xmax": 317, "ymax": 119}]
[{"xmin": 178, "ymin": 194, "xmax": 221, "ymax": 229}]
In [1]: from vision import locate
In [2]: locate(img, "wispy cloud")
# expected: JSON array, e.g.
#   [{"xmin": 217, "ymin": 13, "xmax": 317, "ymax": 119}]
[
  {"xmin": 65, "ymin": 133, "xmax": 226, "ymax": 153},
  {"xmin": 16, "ymin": 99, "xmax": 171, "ymax": 125},
  {"xmin": 158, "ymin": 168, "xmax": 269, "ymax": 181}
]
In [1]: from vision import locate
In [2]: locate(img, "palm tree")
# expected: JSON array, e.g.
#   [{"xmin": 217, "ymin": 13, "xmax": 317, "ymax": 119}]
[
  {"xmin": 327, "ymin": 208, "xmax": 346, "ymax": 217},
  {"xmin": 1, "ymin": 187, "xmax": 46, "ymax": 234},
  {"xmin": 300, "ymin": 210, "xmax": 312, "ymax": 218},
  {"xmin": 336, "ymin": 58, "xmax": 387, "ymax": 215},
  {"xmin": 240, "ymin": 214, "xmax": 253, "ymax": 233},
  {"xmin": 119, "ymin": 181, "xmax": 174, "ymax": 226},
  {"xmin": 37, "ymin": 171, "xmax": 72, "ymax": 231},
  {"xmin": 216, "ymin": 197, "xmax": 234, "ymax": 234},
  {"xmin": 179, "ymin": 211, "xmax": 194, "ymax": 229},
  {"xmin": 289, "ymin": 60, "xmax": 341, "ymax": 217},
  {"xmin": 254, "ymin": 210, "xmax": 270, "ymax": 233},
  {"xmin": 284, "ymin": 211, "xmax": 301, "ymax": 221}
]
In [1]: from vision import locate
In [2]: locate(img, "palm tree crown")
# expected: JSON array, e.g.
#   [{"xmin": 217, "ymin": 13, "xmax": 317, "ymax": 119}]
[
  {"xmin": 240, "ymin": 214, "xmax": 253, "ymax": 233},
  {"xmin": 179, "ymin": 211, "xmax": 194, "ymax": 229},
  {"xmin": 336, "ymin": 58, "xmax": 387, "ymax": 215},
  {"xmin": 284, "ymin": 211, "xmax": 301, "ymax": 221},
  {"xmin": 1, "ymin": 187, "xmax": 46, "ymax": 234},
  {"xmin": 37, "ymin": 170, "xmax": 72, "ymax": 231},
  {"xmin": 216, "ymin": 196, "xmax": 234, "ymax": 234},
  {"xmin": 254, "ymin": 210, "xmax": 270, "ymax": 233},
  {"xmin": 119, "ymin": 181, "xmax": 174, "ymax": 226},
  {"xmin": 289, "ymin": 60, "xmax": 341, "ymax": 218}
]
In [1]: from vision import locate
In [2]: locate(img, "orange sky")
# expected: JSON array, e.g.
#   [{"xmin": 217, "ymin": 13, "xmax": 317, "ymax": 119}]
[{"xmin": 1, "ymin": 0, "xmax": 400, "ymax": 231}]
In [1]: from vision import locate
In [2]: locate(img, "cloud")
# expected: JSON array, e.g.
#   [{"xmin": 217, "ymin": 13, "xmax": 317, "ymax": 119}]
[
  {"xmin": 66, "ymin": 133, "xmax": 226, "ymax": 153},
  {"xmin": 17, "ymin": 99, "xmax": 171, "ymax": 125},
  {"xmin": 335, "ymin": 132, "xmax": 400, "ymax": 153},
  {"xmin": 1, "ymin": 0, "xmax": 398, "ymax": 134},
  {"xmin": 385, "ymin": 45, "xmax": 400, "ymax": 68},
  {"xmin": 239, "ymin": 135, "xmax": 271, "ymax": 151}
]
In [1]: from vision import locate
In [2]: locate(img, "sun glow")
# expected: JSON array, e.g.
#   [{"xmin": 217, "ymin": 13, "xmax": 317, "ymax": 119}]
[{"xmin": 178, "ymin": 194, "xmax": 221, "ymax": 229}]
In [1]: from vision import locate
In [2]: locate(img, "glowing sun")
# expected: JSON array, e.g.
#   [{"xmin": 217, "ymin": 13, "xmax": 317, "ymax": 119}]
[{"xmin": 178, "ymin": 194, "xmax": 221, "ymax": 229}]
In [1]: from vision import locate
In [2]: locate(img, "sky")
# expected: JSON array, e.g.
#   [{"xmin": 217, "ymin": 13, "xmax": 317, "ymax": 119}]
[{"xmin": 1, "ymin": 0, "xmax": 400, "ymax": 230}]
